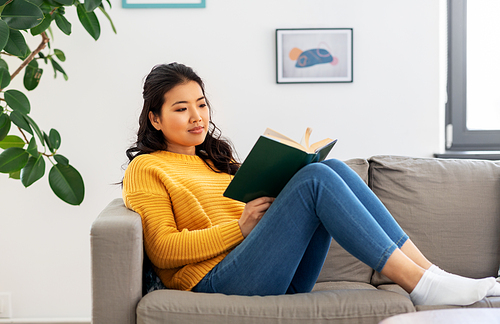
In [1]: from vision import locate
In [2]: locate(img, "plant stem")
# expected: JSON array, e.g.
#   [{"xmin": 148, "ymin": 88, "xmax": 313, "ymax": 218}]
[
  {"xmin": 10, "ymin": 32, "xmax": 50, "ymax": 81},
  {"xmin": 17, "ymin": 125, "xmax": 54, "ymax": 158},
  {"xmin": 17, "ymin": 126, "xmax": 29, "ymax": 144},
  {"xmin": 43, "ymin": 152, "xmax": 55, "ymax": 159},
  {"xmin": 0, "ymin": 52, "xmax": 17, "ymax": 57}
]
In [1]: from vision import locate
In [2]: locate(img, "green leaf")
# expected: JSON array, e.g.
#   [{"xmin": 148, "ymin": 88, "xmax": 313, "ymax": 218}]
[
  {"xmin": 0, "ymin": 135, "xmax": 25, "ymax": 149},
  {"xmin": 49, "ymin": 163, "xmax": 85, "ymax": 205},
  {"xmin": 39, "ymin": 1, "xmax": 52, "ymax": 11},
  {"xmin": 30, "ymin": 13, "xmax": 52, "ymax": 36},
  {"xmin": 23, "ymin": 61, "xmax": 43, "ymax": 91},
  {"xmin": 54, "ymin": 154, "xmax": 68, "ymax": 165},
  {"xmin": 26, "ymin": 136, "xmax": 39, "ymax": 157},
  {"xmin": 42, "ymin": 0, "xmax": 60, "ymax": 9},
  {"xmin": 43, "ymin": 131, "xmax": 52, "ymax": 151},
  {"xmin": 57, "ymin": 6, "xmax": 65, "ymax": 14},
  {"xmin": 9, "ymin": 170, "xmax": 20, "ymax": 179},
  {"xmin": 54, "ymin": 0, "xmax": 73, "ymax": 5},
  {"xmin": 0, "ymin": 59, "xmax": 8, "ymax": 71},
  {"xmin": 84, "ymin": 0, "xmax": 101, "ymax": 12},
  {"xmin": 21, "ymin": 47, "xmax": 32, "ymax": 60},
  {"xmin": 53, "ymin": 49, "xmax": 66, "ymax": 62},
  {"xmin": 1, "ymin": 0, "xmax": 44, "ymax": 30},
  {"xmin": 54, "ymin": 13, "xmax": 71, "ymax": 35},
  {"xmin": 49, "ymin": 128, "xmax": 60, "ymax": 150},
  {"xmin": 5, "ymin": 89, "xmax": 30, "ymax": 114},
  {"xmin": 28, "ymin": 0, "xmax": 44, "ymax": 6},
  {"xmin": 20, "ymin": 154, "xmax": 45, "ymax": 187},
  {"xmin": 50, "ymin": 58, "xmax": 67, "ymax": 80},
  {"xmin": 0, "ymin": 0, "xmax": 10, "ymax": 6},
  {"xmin": 28, "ymin": 57, "xmax": 38, "ymax": 69},
  {"xmin": 3, "ymin": 29, "xmax": 28, "ymax": 58},
  {"xmin": 24, "ymin": 114, "xmax": 44, "ymax": 145},
  {"xmin": 0, "ymin": 20, "xmax": 10, "ymax": 52},
  {"xmin": 9, "ymin": 111, "xmax": 32, "ymax": 135},
  {"xmin": 0, "ymin": 147, "xmax": 29, "ymax": 173},
  {"xmin": 0, "ymin": 66, "xmax": 11, "ymax": 89},
  {"xmin": 77, "ymin": 3, "xmax": 100, "ymax": 40},
  {"xmin": 38, "ymin": 51, "xmax": 48, "ymax": 64},
  {"xmin": 98, "ymin": 5, "xmax": 116, "ymax": 34},
  {"xmin": 0, "ymin": 113, "xmax": 11, "ymax": 141}
]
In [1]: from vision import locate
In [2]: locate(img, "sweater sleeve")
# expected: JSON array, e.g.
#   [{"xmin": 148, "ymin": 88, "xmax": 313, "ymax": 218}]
[{"xmin": 123, "ymin": 159, "xmax": 244, "ymax": 270}]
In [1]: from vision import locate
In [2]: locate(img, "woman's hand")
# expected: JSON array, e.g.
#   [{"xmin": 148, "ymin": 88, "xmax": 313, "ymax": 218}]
[{"xmin": 238, "ymin": 197, "xmax": 275, "ymax": 238}]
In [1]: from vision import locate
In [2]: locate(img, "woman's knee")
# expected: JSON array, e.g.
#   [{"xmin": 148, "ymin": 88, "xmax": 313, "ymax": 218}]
[
  {"xmin": 302, "ymin": 161, "xmax": 335, "ymax": 176},
  {"xmin": 298, "ymin": 162, "xmax": 342, "ymax": 186},
  {"xmin": 320, "ymin": 158, "xmax": 347, "ymax": 171}
]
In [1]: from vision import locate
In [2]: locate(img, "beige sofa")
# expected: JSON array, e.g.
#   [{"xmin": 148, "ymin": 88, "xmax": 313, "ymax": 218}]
[{"xmin": 91, "ymin": 155, "xmax": 500, "ymax": 324}]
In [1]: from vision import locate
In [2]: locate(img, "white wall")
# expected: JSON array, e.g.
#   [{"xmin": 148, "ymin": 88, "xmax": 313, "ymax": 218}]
[{"xmin": 0, "ymin": 0, "xmax": 443, "ymax": 319}]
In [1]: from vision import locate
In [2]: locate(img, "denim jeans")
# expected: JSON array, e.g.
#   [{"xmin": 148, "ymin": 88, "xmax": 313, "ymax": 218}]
[{"xmin": 192, "ymin": 159, "xmax": 409, "ymax": 296}]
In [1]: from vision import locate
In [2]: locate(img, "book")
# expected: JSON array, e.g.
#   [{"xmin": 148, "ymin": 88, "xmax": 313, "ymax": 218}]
[{"xmin": 223, "ymin": 128, "xmax": 337, "ymax": 203}]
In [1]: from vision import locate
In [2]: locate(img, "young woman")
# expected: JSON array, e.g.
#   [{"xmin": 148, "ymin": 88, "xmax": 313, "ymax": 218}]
[{"xmin": 122, "ymin": 62, "xmax": 499, "ymax": 305}]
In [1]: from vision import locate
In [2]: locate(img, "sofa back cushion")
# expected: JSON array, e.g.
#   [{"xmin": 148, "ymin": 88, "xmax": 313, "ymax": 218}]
[
  {"xmin": 316, "ymin": 158, "xmax": 374, "ymax": 284},
  {"xmin": 368, "ymin": 155, "xmax": 500, "ymax": 285}
]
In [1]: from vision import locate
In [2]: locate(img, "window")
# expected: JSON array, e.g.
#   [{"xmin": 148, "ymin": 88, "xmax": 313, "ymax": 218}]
[{"xmin": 439, "ymin": 0, "xmax": 500, "ymax": 159}]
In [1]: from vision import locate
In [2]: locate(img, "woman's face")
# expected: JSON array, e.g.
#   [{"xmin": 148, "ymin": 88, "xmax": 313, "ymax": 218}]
[{"xmin": 149, "ymin": 81, "xmax": 209, "ymax": 155}]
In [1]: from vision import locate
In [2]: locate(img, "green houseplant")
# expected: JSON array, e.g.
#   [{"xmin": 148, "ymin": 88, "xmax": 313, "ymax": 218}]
[{"xmin": 0, "ymin": 0, "xmax": 114, "ymax": 205}]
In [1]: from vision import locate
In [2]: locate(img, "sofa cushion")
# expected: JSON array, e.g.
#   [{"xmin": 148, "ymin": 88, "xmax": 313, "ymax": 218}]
[
  {"xmin": 312, "ymin": 281, "xmax": 376, "ymax": 292},
  {"xmin": 137, "ymin": 288, "xmax": 415, "ymax": 324},
  {"xmin": 368, "ymin": 156, "xmax": 500, "ymax": 285},
  {"xmin": 344, "ymin": 158, "xmax": 370, "ymax": 184},
  {"xmin": 317, "ymin": 158, "xmax": 374, "ymax": 284}
]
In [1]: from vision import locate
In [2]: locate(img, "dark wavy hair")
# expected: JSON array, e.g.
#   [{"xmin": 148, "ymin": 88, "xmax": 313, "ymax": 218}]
[{"xmin": 126, "ymin": 63, "xmax": 239, "ymax": 175}]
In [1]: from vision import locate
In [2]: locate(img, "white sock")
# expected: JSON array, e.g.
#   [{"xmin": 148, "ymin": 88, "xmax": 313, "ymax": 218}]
[
  {"xmin": 429, "ymin": 264, "xmax": 500, "ymax": 297},
  {"xmin": 410, "ymin": 269, "xmax": 495, "ymax": 306}
]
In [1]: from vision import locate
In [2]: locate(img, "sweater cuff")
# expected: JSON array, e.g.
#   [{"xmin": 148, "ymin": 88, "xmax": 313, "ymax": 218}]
[{"xmin": 219, "ymin": 220, "xmax": 244, "ymax": 249}]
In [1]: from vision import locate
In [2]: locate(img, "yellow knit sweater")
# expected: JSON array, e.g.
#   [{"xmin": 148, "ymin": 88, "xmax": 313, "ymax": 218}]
[{"xmin": 122, "ymin": 150, "xmax": 245, "ymax": 291}]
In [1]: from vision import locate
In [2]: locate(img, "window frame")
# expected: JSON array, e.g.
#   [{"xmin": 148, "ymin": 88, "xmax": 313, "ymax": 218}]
[{"xmin": 446, "ymin": 0, "xmax": 500, "ymax": 152}]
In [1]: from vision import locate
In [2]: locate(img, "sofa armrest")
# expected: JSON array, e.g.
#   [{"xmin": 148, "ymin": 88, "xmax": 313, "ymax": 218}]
[{"xmin": 91, "ymin": 198, "xmax": 143, "ymax": 324}]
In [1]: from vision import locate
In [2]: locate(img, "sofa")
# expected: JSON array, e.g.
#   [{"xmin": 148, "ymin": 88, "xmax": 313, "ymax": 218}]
[{"xmin": 91, "ymin": 155, "xmax": 500, "ymax": 324}]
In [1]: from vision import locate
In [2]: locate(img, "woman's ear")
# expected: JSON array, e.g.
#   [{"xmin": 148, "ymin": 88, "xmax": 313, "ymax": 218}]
[{"xmin": 149, "ymin": 111, "xmax": 161, "ymax": 130}]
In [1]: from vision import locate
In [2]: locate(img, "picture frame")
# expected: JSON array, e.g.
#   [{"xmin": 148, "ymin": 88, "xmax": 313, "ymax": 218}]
[
  {"xmin": 122, "ymin": 0, "xmax": 205, "ymax": 9},
  {"xmin": 276, "ymin": 28, "xmax": 353, "ymax": 83}
]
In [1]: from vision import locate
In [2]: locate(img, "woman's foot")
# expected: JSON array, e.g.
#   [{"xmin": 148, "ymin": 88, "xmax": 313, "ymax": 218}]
[
  {"xmin": 410, "ymin": 269, "xmax": 495, "ymax": 306},
  {"xmin": 429, "ymin": 264, "xmax": 500, "ymax": 297}
]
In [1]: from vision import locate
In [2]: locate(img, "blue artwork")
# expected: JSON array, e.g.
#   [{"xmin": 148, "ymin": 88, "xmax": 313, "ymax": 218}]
[{"xmin": 289, "ymin": 47, "xmax": 339, "ymax": 68}]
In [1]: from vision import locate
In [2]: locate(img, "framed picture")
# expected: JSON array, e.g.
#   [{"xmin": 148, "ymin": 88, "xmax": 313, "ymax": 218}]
[
  {"xmin": 276, "ymin": 28, "xmax": 353, "ymax": 83},
  {"xmin": 122, "ymin": 0, "xmax": 205, "ymax": 9}
]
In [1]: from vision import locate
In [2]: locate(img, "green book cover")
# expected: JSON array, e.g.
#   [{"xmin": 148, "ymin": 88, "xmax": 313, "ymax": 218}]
[{"xmin": 223, "ymin": 135, "xmax": 337, "ymax": 203}]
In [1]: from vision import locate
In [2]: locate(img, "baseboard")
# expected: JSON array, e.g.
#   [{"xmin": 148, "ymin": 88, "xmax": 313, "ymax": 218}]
[{"xmin": 0, "ymin": 318, "xmax": 90, "ymax": 324}]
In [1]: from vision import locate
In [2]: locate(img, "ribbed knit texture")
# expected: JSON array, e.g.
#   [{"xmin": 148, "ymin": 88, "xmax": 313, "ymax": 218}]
[{"xmin": 122, "ymin": 151, "xmax": 245, "ymax": 291}]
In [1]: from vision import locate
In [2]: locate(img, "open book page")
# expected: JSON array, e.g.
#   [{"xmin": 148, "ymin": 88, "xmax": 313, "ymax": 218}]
[
  {"xmin": 263, "ymin": 128, "xmax": 308, "ymax": 152},
  {"xmin": 263, "ymin": 128, "xmax": 334, "ymax": 153},
  {"xmin": 299, "ymin": 127, "xmax": 313, "ymax": 149},
  {"xmin": 310, "ymin": 138, "xmax": 336, "ymax": 152},
  {"xmin": 263, "ymin": 128, "xmax": 298, "ymax": 144}
]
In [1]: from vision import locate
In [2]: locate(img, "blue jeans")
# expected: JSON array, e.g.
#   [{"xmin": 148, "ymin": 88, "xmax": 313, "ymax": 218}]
[{"xmin": 192, "ymin": 159, "xmax": 409, "ymax": 296}]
